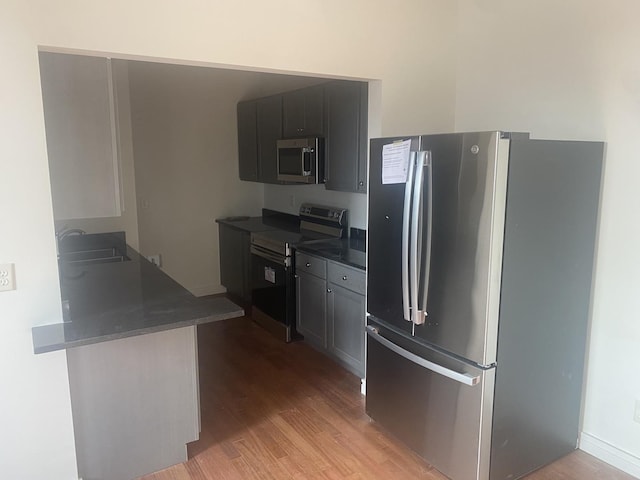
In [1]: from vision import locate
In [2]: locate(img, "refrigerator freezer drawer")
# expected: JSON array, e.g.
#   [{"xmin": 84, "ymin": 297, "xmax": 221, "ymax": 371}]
[{"xmin": 366, "ymin": 329, "xmax": 495, "ymax": 480}]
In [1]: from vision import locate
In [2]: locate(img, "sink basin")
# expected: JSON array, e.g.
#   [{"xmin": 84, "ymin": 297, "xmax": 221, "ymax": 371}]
[{"xmin": 59, "ymin": 247, "xmax": 130, "ymax": 266}]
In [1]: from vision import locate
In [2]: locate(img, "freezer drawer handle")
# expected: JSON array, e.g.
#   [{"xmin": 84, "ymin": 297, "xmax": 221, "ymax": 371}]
[{"xmin": 366, "ymin": 326, "xmax": 480, "ymax": 386}]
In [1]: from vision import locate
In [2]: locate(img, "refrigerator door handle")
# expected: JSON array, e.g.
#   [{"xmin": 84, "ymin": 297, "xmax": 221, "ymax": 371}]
[
  {"xmin": 420, "ymin": 151, "xmax": 433, "ymax": 317},
  {"xmin": 366, "ymin": 326, "xmax": 480, "ymax": 386},
  {"xmin": 402, "ymin": 152, "xmax": 417, "ymax": 322},
  {"xmin": 411, "ymin": 151, "xmax": 427, "ymax": 325}
]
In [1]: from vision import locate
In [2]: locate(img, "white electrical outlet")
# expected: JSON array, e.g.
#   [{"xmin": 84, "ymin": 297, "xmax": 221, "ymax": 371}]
[
  {"xmin": 0, "ymin": 263, "xmax": 16, "ymax": 292},
  {"xmin": 146, "ymin": 254, "xmax": 161, "ymax": 267},
  {"xmin": 634, "ymin": 399, "xmax": 640, "ymax": 424}
]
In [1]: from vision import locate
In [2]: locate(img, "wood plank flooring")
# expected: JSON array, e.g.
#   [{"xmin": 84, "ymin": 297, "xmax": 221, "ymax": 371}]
[{"xmin": 139, "ymin": 316, "xmax": 634, "ymax": 480}]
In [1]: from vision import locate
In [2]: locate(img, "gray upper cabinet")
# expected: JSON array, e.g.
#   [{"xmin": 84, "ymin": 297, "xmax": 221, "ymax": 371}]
[
  {"xmin": 324, "ymin": 81, "xmax": 368, "ymax": 193},
  {"xmin": 237, "ymin": 81, "xmax": 368, "ymax": 191},
  {"xmin": 256, "ymin": 95, "xmax": 283, "ymax": 184},
  {"xmin": 282, "ymin": 85, "xmax": 324, "ymax": 138},
  {"xmin": 237, "ymin": 100, "xmax": 259, "ymax": 182}
]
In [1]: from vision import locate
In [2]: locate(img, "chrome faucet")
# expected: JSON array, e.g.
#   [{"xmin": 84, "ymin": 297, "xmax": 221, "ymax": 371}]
[{"xmin": 55, "ymin": 227, "xmax": 86, "ymax": 257}]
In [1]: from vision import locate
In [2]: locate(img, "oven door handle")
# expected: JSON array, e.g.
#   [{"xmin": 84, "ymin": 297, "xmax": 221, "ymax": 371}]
[{"xmin": 250, "ymin": 244, "xmax": 288, "ymax": 266}]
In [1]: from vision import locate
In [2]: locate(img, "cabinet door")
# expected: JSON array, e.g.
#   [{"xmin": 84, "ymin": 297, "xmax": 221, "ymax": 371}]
[
  {"xmin": 324, "ymin": 81, "xmax": 367, "ymax": 193},
  {"xmin": 218, "ymin": 225, "xmax": 249, "ymax": 300},
  {"xmin": 237, "ymin": 100, "xmax": 259, "ymax": 181},
  {"xmin": 327, "ymin": 283, "xmax": 366, "ymax": 377},
  {"xmin": 39, "ymin": 52, "xmax": 122, "ymax": 220},
  {"xmin": 355, "ymin": 83, "xmax": 369, "ymax": 193},
  {"xmin": 282, "ymin": 86, "xmax": 324, "ymax": 138},
  {"xmin": 256, "ymin": 95, "xmax": 283, "ymax": 184},
  {"xmin": 296, "ymin": 271, "xmax": 327, "ymax": 348}
]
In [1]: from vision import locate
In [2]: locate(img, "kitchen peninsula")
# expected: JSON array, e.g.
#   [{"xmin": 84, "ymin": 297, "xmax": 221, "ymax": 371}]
[{"xmin": 31, "ymin": 232, "xmax": 244, "ymax": 480}]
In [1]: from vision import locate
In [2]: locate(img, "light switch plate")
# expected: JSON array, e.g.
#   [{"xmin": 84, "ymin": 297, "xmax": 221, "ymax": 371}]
[
  {"xmin": 634, "ymin": 399, "xmax": 640, "ymax": 424},
  {"xmin": 0, "ymin": 263, "xmax": 16, "ymax": 292}
]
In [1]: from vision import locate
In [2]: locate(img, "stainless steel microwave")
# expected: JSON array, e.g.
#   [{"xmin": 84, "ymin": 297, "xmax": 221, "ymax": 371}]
[{"xmin": 276, "ymin": 137, "xmax": 325, "ymax": 184}]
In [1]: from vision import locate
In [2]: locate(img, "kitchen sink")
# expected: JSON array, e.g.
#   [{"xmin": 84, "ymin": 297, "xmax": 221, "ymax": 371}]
[{"xmin": 58, "ymin": 247, "xmax": 130, "ymax": 266}]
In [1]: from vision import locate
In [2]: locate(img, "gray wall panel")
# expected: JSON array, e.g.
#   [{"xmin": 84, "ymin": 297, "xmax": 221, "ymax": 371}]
[{"xmin": 490, "ymin": 138, "xmax": 604, "ymax": 480}]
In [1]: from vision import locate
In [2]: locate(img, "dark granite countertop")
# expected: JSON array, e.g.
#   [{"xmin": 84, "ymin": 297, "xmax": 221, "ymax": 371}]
[
  {"xmin": 215, "ymin": 216, "xmax": 277, "ymax": 233},
  {"xmin": 215, "ymin": 208, "xmax": 300, "ymax": 233},
  {"xmin": 32, "ymin": 244, "xmax": 244, "ymax": 354},
  {"xmin": 295, "ymin": 238, "xmax": 366, "ymax": 271},
  {"xmin": 216, "ymin": 210, "xmax": 366, "ymax": 270}
]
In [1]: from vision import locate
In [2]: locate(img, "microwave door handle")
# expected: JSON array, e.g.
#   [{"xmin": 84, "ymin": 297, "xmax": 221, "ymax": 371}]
[
  {"xmin": 402, "ymin": 152, "xmax": 417, "ymax": 322},
  {"xmin": 420, "ymin": 151, "xmax": 433, "ymax": 319},
  {"xmin": 303, "ymin": 148, "xmax": 312, "ymax": 175},
  {"xmin": 410, "ymin": 151, "xmax": 426, "ymax": 325}
]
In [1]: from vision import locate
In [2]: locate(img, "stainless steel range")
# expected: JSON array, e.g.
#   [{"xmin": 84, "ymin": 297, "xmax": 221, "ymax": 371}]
[{"xmin": 250, "ymin": 204, "xmax": 348, "ymax": 342}]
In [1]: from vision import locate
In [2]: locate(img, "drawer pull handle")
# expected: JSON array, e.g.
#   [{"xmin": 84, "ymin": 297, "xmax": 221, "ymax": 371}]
[
  {"xmin": 342, "ymin": 275, "xmax": 348, "ymax": 281},
  {"xmin": 306, "ymin": 262, "xmax": 311, "ymax": 268},
  {"xmin": 327, "ymin": 288, "xmax": 332, "ymax": 293}
]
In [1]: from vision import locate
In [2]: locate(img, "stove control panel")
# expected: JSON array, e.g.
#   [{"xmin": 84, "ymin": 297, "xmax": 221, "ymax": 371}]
[{"xmin": 299, "ymin": 203, "xmax": 347, "ymax": 227}]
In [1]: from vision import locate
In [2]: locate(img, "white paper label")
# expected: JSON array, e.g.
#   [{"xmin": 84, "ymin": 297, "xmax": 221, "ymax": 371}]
[
  {"xmin": 382, "ymin": 139, "xmax": 412, "ymax": 184},
  {"xmin": 264, "ymin": 266, "xmax": 276, "ymax": 284}
]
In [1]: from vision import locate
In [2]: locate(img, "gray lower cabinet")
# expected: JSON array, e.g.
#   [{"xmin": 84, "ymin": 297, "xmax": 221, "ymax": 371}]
[
  {"xmin": 327, "ymin": 284, "xmax": 365, "ymax": 377},
  {"xmin": 296, "ymin": 251, "xmax": 365, "ymax": 377},
  {"xmin": 296, "ymin": 252, "xmax": 327, "ymax": 348},
  {"xmin": 218, "ymin": 223, "xmax": 251, "ymax": 302}
]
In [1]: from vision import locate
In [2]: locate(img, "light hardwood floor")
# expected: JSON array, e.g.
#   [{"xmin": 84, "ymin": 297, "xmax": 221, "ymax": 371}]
[{"xmin": 139, "ymin": 317, "xmax": 634, "ymax": 480}]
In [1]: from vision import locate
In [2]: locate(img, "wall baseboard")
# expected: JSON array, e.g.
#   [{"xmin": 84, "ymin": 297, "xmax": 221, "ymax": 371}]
[
  {"xmin": 580, "ymin": 432, "xmax": 640, "ymax": 479},
  {"xmin": 188, "ymin": 284, "xmax": 226, "ymax": 298}
]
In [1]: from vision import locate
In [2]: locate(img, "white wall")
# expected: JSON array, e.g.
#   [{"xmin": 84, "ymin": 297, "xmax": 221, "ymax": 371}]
[
  {"xmin": 1, "ymin": 1, "xmax": 457, "ymax": 477},
  {"xmin": 128, "ymin": 62, "xmax": 265, "ymax": 296},
  {"xmin": 0, "ymin": 6, "xmax": 78, "ymax": 479},
  {"xmin": 455, "ymin": 1, "xmax": 640, "ymax": 476}
]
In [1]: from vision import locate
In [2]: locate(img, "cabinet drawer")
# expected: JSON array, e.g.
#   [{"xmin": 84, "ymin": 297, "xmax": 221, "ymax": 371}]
[
  {"xmin": 327, "ymin": 262, "xmax": 365, "ymax": 295},
  {"xmin": 296, "ymin": 252, "xmax": 326, "ymax": 279}
]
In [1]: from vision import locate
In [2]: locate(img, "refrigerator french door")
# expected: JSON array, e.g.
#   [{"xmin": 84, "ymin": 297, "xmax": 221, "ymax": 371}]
[
  {"xmin": 366, "ymin": 131, "xmax": 604, "ymax": 480},
  {"xmin": 368, "ymin": 132, "xmax": 509, "ymax": 365}
]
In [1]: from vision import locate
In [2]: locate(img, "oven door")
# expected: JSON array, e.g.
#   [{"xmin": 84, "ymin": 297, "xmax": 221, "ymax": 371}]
[{"xmin": 250, "ymin": 245, "xmax": 295, "ymax": 342}]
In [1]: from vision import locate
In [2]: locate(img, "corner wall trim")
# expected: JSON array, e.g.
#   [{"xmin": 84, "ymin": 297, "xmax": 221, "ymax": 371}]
[{"xmin": 580, "ymin": 432, "xmax": 640, "ymax": 479}]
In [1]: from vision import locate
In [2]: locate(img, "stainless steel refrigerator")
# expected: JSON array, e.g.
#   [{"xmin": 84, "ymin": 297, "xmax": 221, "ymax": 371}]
[{"xmin": 365, "ymin": 131, "xmax": 604, "ymax": 480}]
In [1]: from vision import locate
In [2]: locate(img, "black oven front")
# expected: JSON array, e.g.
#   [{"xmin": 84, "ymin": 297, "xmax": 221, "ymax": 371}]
[{"xmin": 249, "ymin": 245, "xmax": 297, "ymax": 342}]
